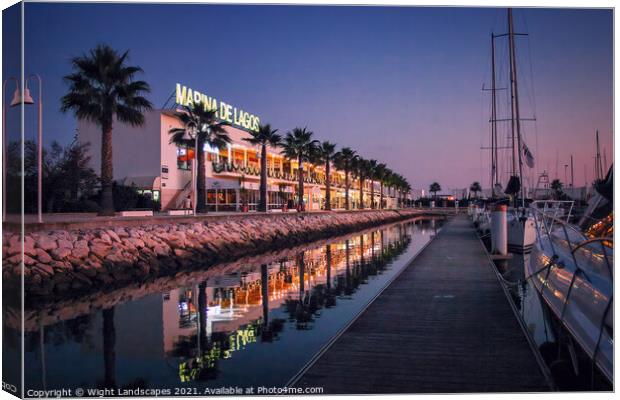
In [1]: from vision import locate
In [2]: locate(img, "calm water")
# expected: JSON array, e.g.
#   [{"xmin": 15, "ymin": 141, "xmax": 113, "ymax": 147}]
[
  {"xmin": 13, "ymin": 218, "xmax": 443, "ymax": 394},
  {"xmin": 497, "ymin": 254, "xmax": 611, "ymax": 391}
]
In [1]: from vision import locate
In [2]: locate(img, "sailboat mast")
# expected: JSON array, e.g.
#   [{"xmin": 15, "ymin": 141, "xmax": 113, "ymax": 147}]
[
  {"xmin": 570, "ymin": 154, "xmax": 574, "ymax": 188},
  {"xmin": 595, "ymin": 129, "xmax": 602, "ymax": 181},
  {"xmin": 508, "ymin": 8, "xmax": 525, "ymax": 205},
  {"xmin": 490, "ymin": 33, "xmax": 499, "ymax": 193}
]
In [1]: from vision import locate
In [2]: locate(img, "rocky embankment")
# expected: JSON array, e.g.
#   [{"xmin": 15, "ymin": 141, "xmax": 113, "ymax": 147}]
[{"xmin": 3, "ymin": 210, "xmax": 424, "ymax": 300}]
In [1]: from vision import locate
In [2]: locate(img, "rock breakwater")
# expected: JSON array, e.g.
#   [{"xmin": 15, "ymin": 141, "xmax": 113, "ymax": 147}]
[{"xmin": 3, "ymin": 210, "xmax": 424, "ymax": 300}]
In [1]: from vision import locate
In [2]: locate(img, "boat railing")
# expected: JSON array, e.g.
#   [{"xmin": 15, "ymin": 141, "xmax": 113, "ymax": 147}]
[
  {"xmin": 529, "ymin": 204, "xmax": 613, "ymax": 379},
  {"xmin": 530, "ymin": 200, "xmax": 575, "ymax": 227}
]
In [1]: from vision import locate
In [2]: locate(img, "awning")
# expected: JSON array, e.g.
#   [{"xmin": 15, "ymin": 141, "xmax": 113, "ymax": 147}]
[{"xmin": 122, "ymin": 176, "xmax": 161, "ymax": 190}]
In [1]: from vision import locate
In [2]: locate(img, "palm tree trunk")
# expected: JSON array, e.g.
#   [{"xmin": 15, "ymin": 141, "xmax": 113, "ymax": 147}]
[
  {"xmin": 102, "ymin": 307, "xmax": 116, "ymax": 389},
  {"xmin": 359, "ymin": 177, "xmax": 365, "ymax": 209},
  {"xmin": 325, "ymin": 161, "xmax": 331, "ymax": 210},
  {"xmin": 196, "ymin": 138, "xmax": 207, "ymax": 213},
  {"xmin": 325, "ymin": 244, "xmax": 332, "ymax": 291},
  {"xmin": 370, "ymin": 180, "xmax": 375, "ymax": 209},
  {"xmin": 259, "ymin": 143, "xmax": 268, "ymax": 212},
  {"xmin": 99, "ymin": 125, "xmax": 115, "ymax": 216},
  {"xmin": 344, "ymin": 168, "xmax": 350, "ymax": 210},
  {"xmin": 261, "ymin": 264, "xmax": 269, "ymax": 327},
  {"xmin": 380, "ymin": 182, "xmax": 384, "ymax": 209},
  {"xmin": 297, "ymin": 155, "xmax": 304, "ymax": 209},
  {"xmin": 198, "ymin": 281, "xmax": 207, "ymax": 350}
]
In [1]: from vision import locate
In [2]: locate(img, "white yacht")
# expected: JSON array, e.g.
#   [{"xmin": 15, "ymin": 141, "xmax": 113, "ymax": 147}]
[{"xmin": 526, "ymin": 170, "xmax": 613, "ymax": 383}]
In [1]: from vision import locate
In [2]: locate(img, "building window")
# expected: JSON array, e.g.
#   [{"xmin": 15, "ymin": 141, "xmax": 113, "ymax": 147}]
[{"xmin": 177, "ymin": 145, "xmax": 192, "ymax": 170}]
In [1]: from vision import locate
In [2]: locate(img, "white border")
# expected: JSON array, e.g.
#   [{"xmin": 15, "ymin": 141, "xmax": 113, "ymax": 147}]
[{"xmin": 0, "ymin": 2, "xmax": 616, "ymax": 400}]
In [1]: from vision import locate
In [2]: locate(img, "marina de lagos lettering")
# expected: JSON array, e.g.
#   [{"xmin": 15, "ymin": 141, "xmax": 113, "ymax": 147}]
[{"xmin": 175, "ymin": 83, "xmax": 260, "ymax": 132}]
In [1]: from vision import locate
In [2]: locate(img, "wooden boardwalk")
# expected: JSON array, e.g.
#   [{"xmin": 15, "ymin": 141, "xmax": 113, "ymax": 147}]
[{"xmin": 295, "ymin": 215, "xmax": 552, "ymax": 393}]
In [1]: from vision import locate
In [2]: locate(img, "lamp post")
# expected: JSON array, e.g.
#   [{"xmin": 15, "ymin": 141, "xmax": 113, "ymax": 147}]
[
  {"xmin": 30, "ymin": 74, "xmax": 43, "ymax": 224},
  {"xmin": 2, "ymin": 77, "xmax": 19, "ymax": 221},
  {"xmin": 3, "ymin": 76, "xmax": 41, "ymax": 223}
]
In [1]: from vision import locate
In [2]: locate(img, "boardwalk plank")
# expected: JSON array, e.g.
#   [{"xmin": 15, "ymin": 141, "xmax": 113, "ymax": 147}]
[{"xmin": 296, "ymin": 215, "xmax": 551, "ymax": 393}]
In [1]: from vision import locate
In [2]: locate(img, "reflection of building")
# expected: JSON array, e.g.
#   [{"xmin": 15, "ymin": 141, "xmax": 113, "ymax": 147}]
[
  {"xmin": 26, "ymin": 223, "xmax": 418, "ymax": 388},
  {"xmin": 161, "ymin": 226, "xmax": 410, "ymax": 364},
  {"xmin": 78, "ymin": 85, "xmax": 403, "ymax": 211}
]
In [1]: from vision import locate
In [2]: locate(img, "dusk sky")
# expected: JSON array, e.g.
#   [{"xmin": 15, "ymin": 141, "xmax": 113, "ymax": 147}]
[{"xmin": 8, "ymin": 3, "xmax": 613, "ymax": 192}]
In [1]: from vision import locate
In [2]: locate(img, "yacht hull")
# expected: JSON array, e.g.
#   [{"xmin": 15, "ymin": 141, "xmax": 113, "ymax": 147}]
[
  {"xmin": 527, "ymin": 232, "xmax": 613, "ymax": 383},
  {"xmin": 507, "ymin": 214, "xmax": 536, "ymax": 253}
]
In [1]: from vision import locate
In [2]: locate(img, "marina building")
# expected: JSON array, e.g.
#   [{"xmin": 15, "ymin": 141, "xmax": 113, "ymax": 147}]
[{"xmin": 78, "ymin": 84, "xmax": 401, "ymax": 211}]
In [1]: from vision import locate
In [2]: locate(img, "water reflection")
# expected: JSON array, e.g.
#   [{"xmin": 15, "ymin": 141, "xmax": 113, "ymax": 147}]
[{"xmin": 16, "ymin": 218, "xmax": 442, "ymax": 392}]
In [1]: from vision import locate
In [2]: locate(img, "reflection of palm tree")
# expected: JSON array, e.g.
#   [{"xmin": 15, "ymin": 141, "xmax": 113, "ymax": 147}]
[
  {"xmin": 260, "ymin": 264, "xmax": 275, "ymax": 342},
  {"xmin": 197, "ymin": 281, "xmax": 207, "ymax": 352},
  {"xmin": 344, "ymin": 240, "xmax": 353, "ymax": 296},
  {"xmin": 261, "ymin": 264, "xmax": 269, "ymax": 327},
  {"xmin": 359, "ymin": 234, "xmax": 365, "ymax": 269},
  {"xmin": 325, "ymin": 244, "xmax": 336, "ymax": 307},
  {"xmin": 371, "ymin": 231, "xmax": 376, "ymax": 261},
  {"xmin": 102, "ymin": 307, "xmax": 116, "ymax": 389},
  {"xmin": 297, "ymin": 253, "xmax": 305, "ymax": 296},
  {"xmin": 39, "ymin": 323, "xmax": 47, "ymax": 390},
  {"xmin": 293, "ymin": 252, "xmax": 314, "ymax": 329}
]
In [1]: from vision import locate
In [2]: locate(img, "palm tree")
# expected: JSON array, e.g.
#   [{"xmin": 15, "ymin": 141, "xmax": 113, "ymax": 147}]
[
  {"xmin": 353, "ymin": 158, "xmax": 372, "ymax": 209},
  {"xmin": 402, "ymin": 180, "xmax": 412, "ymax": 207},
  {"xmin": 169, "ymin": 101, "xmax": 231, "ymax": 213},
  {"xmin": 243, "ymin": 124, "xmax": 281, "ymax": 212},
  {"xmin": 333, "ymin": 147, "xmax": 357, "ymax": 210},
  {"xmin": 312, "ymin": 141, "xmax": 337, "ymax": 210},
  {"xmin": 470, "ymin": 181, "xmax": 482, "ymax": 199},
  {"xmin": 61, "ymin": 44, "xmax": 152, "ymax": 215},
  {"xmin": 551, "ymin": 179, "xmax": 564, "ymax": 200},
  {"xmin": 383, "ymin": 169, "xmax": 395, "ymax": 208},
  {"xmin": 390, "ymin": 173, "xmax": 404, "ymax": 208},
  {"xmin": 366, "ymin": 159, "xmax": 378, "ymax": 209},
  {"xmin": 373, "ymin": 163, "xmax": 388, "ymax": 209},
  {"xmin": 397, "ymin": 175, "xmax": 409, "ymax": 207},
  {"xmin": 429, "ymin": 182, "xmax": 441, "ymax": 198},
  {"xmin": 281, "ymin": 128, "xmax": 317, "ymax": 210}
]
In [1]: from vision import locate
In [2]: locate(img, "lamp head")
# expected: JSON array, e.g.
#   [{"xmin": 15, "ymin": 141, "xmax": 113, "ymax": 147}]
[{"xmin": 10, "ymin": 86, "xmax": 34, "ymax": 107}]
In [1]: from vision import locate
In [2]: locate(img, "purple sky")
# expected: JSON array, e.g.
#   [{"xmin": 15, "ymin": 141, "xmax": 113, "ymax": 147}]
[{"xmin": 7, "ymin": 3, "xmax": 613, "ymax": 192}]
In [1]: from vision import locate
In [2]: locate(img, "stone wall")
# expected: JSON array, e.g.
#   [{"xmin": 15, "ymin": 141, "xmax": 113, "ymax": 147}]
[{"xmin": 3, "ymin": 210, "xmax": 425, "ymax": 301}]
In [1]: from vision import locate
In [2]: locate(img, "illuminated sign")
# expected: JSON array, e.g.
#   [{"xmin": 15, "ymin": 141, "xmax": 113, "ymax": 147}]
[{"xmin": 175, "ymin": 83, "xmax": 260, "ymax": 132}]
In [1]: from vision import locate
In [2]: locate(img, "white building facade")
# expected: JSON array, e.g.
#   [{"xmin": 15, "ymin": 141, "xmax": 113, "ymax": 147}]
[{"xmin": 78, "ymin": 85, "xmax": 404, "ymax": 211}]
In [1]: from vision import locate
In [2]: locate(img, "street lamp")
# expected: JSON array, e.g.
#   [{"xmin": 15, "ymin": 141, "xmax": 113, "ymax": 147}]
[
  {"xmin": 2, "ymin": 77, "xmax": 19, "ymax": 221},
  {"xmin": 3, "ymin": 75, "xmax": 42, "ymax": 223}
]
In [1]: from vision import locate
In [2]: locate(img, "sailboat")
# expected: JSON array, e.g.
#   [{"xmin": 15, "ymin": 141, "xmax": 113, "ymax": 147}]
[{"xmin": 488, "ymin": 8, "xmax": 537, "ymax": 253}]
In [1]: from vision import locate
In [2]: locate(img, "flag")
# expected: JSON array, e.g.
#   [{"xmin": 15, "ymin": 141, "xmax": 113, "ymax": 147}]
[{"xmin": 523, "ymin": 143, "xmax": 535, "ymax": 168}]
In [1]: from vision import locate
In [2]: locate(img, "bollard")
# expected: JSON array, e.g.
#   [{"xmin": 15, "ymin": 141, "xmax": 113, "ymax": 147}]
[{"xmin": 491, "ymin": 204, "xmax": 508, "ymax": 255}]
